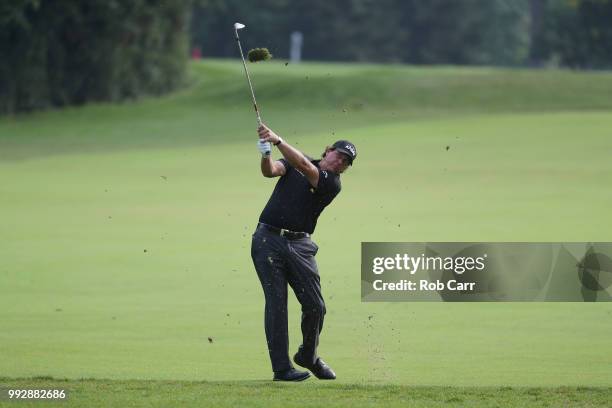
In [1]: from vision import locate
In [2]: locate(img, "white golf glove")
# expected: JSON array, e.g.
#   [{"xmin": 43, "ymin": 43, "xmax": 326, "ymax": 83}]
[{"xmin": 257, "ymin": 139, "xmax": 271, "ymax": 157}]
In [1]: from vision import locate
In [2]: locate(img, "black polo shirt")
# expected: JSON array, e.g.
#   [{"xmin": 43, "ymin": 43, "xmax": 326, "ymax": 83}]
[{"xmin": 259, "ymin": 159, "xmax": 341, "ymax": 234}]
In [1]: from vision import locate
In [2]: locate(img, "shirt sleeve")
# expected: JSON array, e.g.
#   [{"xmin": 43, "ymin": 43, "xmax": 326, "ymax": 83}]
[
  {"xmin": 278, "ymin": 159, "xmax": 290, "ymax": 174},
  {"xmin": 316, "ymin": 169, "xmax": 341, "ymax": 195}
]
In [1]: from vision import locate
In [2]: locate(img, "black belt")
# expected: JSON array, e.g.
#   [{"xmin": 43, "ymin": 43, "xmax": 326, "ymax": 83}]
[{"xmin": 258, "ymin": 222, "xmax": 309, "ymax": 239}]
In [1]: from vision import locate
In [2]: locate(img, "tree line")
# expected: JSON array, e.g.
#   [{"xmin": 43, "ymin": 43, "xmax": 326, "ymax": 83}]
[
  {"xmin": 192, "ymin": 0, "xmax": 612, "ymax": 68},
  {"xmin": 1, "ymin": 0, "xmax": 191, "ymax": 114},
  {"xmin": 1, "ymin": 0, "xmax": 611, "ymax": 114}
]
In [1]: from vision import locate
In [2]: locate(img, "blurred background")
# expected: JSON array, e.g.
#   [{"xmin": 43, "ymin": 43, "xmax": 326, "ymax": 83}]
[{"xmin": 2, "ymin": 0, "xmax": 612, "ymax": 114}]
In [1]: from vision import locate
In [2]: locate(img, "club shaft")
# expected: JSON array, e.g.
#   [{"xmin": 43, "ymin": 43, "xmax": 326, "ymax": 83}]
[{"xmin": 235, "ymin": 29, "xmax": 262, "ymax": 126}]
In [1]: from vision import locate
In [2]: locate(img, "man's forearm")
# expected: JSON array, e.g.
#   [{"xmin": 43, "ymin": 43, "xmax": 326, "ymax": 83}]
[
  {"xmin": 260, "ymin": 155, "xmax": 274, "ymax": 177},
  {"xmin": 276, "ymin": 139, "xmax": 310, "ymax": 170}
]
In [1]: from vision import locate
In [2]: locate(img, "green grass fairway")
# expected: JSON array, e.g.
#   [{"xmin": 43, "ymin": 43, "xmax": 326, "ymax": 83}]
[
  {"xmin": 1, "ymin": 378, "xmax": 610, "ymax": 408},
  {"xmin": 1, "ymin": 60, "xmax": 611, "ymax": 405}
]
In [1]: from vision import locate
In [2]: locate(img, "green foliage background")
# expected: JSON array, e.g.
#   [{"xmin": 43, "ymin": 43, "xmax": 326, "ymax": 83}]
[
  {"xmin": 0, "ymin": 0, "xmax": 191, "ymax": 114},
  {"xmin": 2, "ymin": 0, "xmax": 612, "ymax": 114},
  {"xmin": 191, "ymin": 0, "xmax": 612, "ymax": 68}
]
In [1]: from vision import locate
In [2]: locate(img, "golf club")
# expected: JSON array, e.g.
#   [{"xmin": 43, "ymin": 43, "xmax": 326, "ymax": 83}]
[{"xmin": 234, "ymin": 22, "xmax": 262, "ymax": 127}]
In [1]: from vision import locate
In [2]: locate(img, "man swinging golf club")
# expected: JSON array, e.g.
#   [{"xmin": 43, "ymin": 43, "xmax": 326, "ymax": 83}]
[
  {"xmin": 252, "ymin": 124, "xmax": 357, "ymax": 381},
  {"xmin": 233, "ymin": 21, "xmax": 357, "ymax": 381}
]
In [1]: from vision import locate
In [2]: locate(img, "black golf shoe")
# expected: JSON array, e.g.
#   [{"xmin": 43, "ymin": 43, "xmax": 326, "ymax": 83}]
[
  {"xmin": 273, "ymin": 368, "xmax": 311, "ymax": 382},
  {"xmin": 293, "ymin": 352, "xmax": 336, "ymax": 380}
]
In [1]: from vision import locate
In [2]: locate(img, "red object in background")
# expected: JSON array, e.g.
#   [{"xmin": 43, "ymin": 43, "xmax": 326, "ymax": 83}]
[{"xmin": 191, "ymin": 47, "xmax": 202, "ymax": 60}]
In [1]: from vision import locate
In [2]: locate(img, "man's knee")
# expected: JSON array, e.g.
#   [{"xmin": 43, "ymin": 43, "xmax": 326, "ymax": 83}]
[{"xmin": 303, "ymin": 300, "xmax": 326, "ymax": 316}]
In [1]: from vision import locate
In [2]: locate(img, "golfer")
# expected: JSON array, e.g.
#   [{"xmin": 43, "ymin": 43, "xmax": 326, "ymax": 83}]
[{"xmin": 251, "ymin": 123, "xmax": 356, "ymax": 381}]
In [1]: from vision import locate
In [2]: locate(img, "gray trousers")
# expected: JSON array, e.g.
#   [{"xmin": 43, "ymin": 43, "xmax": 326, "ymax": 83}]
[{"xmin": 251, "ymin": 225, "xmax": 326, "ymax": 372}]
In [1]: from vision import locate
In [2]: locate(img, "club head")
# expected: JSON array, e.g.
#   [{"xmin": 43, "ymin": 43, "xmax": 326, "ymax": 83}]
[{"xmin": 234, "ymin": 22, "xmax": 245, "ymax": 30}]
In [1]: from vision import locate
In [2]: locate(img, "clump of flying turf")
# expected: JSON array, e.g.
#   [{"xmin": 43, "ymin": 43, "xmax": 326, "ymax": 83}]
[{"xmin": 248, "ymin": 48, "xmax": 272, "ymax": 62}]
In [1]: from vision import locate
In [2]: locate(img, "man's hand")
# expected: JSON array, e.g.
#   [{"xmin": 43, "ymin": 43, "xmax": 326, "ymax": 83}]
[
  {"xmin": 258, "ymin": 124, "xmax": 282, "ymax": 145},
  {"xmin": 257, "ymin": 139, "xmax": 271, "ymax": 157}
]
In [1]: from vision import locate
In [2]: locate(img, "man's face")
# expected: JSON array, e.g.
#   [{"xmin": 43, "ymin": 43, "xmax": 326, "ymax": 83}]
[{"xmin": 321, "ymin": 149, "xmax": 351, "ymax": 174}]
